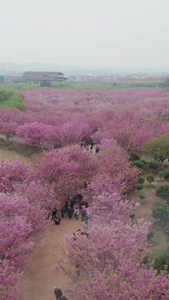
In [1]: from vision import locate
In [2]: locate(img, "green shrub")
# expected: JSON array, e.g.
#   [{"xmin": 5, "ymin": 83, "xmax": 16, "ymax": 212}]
[
  {"xmin": 146, "ymin": 174, "xmax": 155, "ymax": 184},
  {"xmin": 140, "ymin": 159, "xmax": 146, "ymax": 165},
  {"xmin": 156, "ymin": 184, "xmax": 169, "ymax": 199},
  {"xmin": 138, "ymin": 176, "xmax": 145, "ymax": 184},
  {"xmin": 130, "ymin": 213, "xmax": 135, "ymax": 220},
  {"xmin": 148, "ymin": 161, "xmax": 158, "ymax": 170},
  {"xmin": 139, "ymin": 193, "xmax": 145, "ymax": 199},
  {"xmin": 142, "ymin": 255, "xmax": 150, "ymax": 265},
  {"xmin": 149, "ymin": 184, "xmax": 156, "ymax": 188},
  {"xmin": 136, "ymin": 183, "xmax": 143, "ymax": 190},
  {"xmin": 163, "ymin": 168, "xmax": 169, "ymax": 182},
  {"xmin": 128, "ymin": 151, "xmax": 140, "ymax": 161},
  {"xmin": 147, "ymin": 229, "xmax": 154, "ymax": 240},
  {"xmin": 132, "ymin": 160, "xmax": 144, "ymax": 169},
  {"xmin": 158, "ymin": 171, "xmax": 164, "ymax": 179},
  {"xmin": 152, "ymin": 200, "xmax": 169, "ymax": 224},
  {"xmin": 85, "ymin": 138, "xmax": 93, "ymax": 145},
  {"xmin": 153, "ymin": 250, "xmax": 169, "ymax": 274}
]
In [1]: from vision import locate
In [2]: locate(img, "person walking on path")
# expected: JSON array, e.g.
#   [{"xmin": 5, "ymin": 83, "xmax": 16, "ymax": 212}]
[
  {"xmin": 54, "ymin": 286, "xmax": 62, "ymax": 300},
  {"xmin": 67, "ymin": 205, "xmax": 73, "ymax": 219},
  {"xmin": 74, "ymin": 206, "xmax": 79, "ymax": 220},
  {"xmin": 81, "ymin": 206, "xmax": 86, "ymax": 222},
  {"xmin": 85, "ymin": 208, "xmax": 90, "ymax": 225}
]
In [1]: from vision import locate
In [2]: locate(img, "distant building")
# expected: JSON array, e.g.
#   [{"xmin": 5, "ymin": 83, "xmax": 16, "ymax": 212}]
[
  {"xmin": 0, "ymin": 75, "xmax": 4, "ymax": 83},
  {"xmin": 13, "ymin": 71, "xmax": 67, "ymax": 85}
]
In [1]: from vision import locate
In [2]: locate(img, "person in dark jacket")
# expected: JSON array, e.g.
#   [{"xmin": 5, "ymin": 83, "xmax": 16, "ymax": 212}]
[
  {"xmin": 67, "ymin": 206, "xmax": 73, "ymax": 219},
  {"xmin": 64, "ymin": 199, "xmax": 68, "ymax": 213},
  {"xmin": 54, "ymin": 286, "xmax": 62, "ymax": 300},
  {"xmin": 96, "ymin": 146, "xmax": 100, "ymax": 153},
  {"xmin": 51, "ymin": 208, "xmax": 57, "ymax": 220},
  {"xmin": 61, "ymin": 205, "xmax": 65, "ymax": 218}
]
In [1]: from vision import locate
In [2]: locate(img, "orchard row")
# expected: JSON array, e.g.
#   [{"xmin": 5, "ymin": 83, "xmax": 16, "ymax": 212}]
[
  {"xmin": 1, "ymin": 87, "xmax": 169, "ymax": 299},
  {"xmin": 0, "ymin": 87, "xmax": 169, "ymax": 150}
]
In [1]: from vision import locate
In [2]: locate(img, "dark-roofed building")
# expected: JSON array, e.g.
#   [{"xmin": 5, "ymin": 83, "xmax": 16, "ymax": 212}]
[{"xmin": 13, "ymin": 71, "xmax": 67, "ymax": 85}]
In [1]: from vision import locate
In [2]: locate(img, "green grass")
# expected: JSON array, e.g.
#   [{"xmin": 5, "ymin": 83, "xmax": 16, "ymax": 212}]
[
  {"xmin": 0, "ymin": 90, "xmax": 24, "ymax": 110},
  {"xmin": 148, "ymin": 229, "xmax": 169, "ymax": 260},
  {"xmin": 149, "ymin": 230, "xmax": 167, "ymax": 248},
  {"xmin": 0, "ymin": 83, "xmax": 39, "ymax": 89},
  {"xmin": 51, "ymin": 81, "xmax": 169, "ymax": 90},
  {"xmin": 1, "ymin": 81, "xmax": 168, "ymax": 90}
]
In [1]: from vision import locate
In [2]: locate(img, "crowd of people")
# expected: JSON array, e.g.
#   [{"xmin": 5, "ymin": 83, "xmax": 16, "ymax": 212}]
[
  {"xmin": 80, "ymin": 140, "xmax": 100, "ymax": 154},
  {"xmin": 51, "ymin": 194, "xmax": 90, "ymax": 226}
]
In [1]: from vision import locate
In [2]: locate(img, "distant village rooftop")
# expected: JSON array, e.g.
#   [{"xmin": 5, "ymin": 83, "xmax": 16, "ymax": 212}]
[
  {"xmin": 23, "ymin": 71, "xmax": 64, "ymax": 76},
  {"xmin": 13, "ymin": 71, "xmax": 67, "ymax": 84}
]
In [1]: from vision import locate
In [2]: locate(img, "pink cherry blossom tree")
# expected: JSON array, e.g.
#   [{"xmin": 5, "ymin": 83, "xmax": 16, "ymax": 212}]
[
  {"xmin": 57, "ymin": 219, "xmax": 169, "ymax": 300},
  {"xmin": 14, "ymin": 180, "xmax": 60, "ymax": 211},
  {"xmin": 0, "ymin": 121, "xmax": 18, "ymax": 139},
  {"xmin": 16, "ymin": 122, "xmax": 47, "ymax": 146},
  {"xmin": 97, "ymin": 139, "xmax": 140, "ymax": 192},
  {"xmin": 0, "ymin": 161, "xmax": 28, "ymax": 193},
  {"xmin": 61, "ymin": 120, "xmax": 92, "ymax": 146},
  {"xmin": 30, "ymin": 145, "xmax": 98, "ymax": 200},
  {"xmin": 0, "ymin": 192, "xmax": 50, "ymax": 299}
]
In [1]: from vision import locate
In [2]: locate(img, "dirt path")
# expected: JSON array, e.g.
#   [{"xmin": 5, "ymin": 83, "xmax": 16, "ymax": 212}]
[{"xmin": 20, "ymin": 216, "xmax": 83, "ymax": 300}]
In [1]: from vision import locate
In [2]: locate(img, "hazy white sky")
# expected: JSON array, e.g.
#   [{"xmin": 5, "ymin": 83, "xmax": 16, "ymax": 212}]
[{"xmin": 1, "ymin": 0, "xmax": 169, "ymax": 69}]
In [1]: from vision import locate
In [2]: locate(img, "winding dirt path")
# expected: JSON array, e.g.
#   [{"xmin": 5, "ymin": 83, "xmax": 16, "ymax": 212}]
[{"xmin": 20, "ymin": 216, "xmax": 83, "ymax": 300}]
